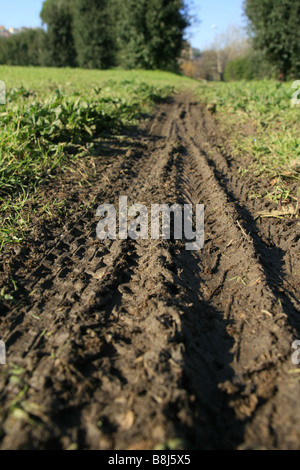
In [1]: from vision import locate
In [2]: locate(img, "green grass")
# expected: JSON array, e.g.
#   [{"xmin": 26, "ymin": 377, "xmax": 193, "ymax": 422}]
[
  {"xmin": 0, "ymin": 66, "xmax": 197, "ymax": 251},
  {"xmin": 196, "ymin": 80, "xmax": 300, "ymax": 207},
  {"xmin": 0, "ymin": 66, "xmax": 195, "ymax": 92}
]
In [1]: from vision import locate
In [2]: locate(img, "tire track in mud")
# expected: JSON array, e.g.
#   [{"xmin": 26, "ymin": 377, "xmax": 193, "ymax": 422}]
[
  {"xmin": 0, "ymin": 107, "xmax": 170, "ymax": 352},
  {"xmin": 187, "ymin": 103, "xmax": 300, "ymax": 331},
  {"xmin": 0, "ymin": 94, "xmax": 299, "ymax": 450},
  {"xmin": 174, "ymin": 101, "xmax": 300, "ymax": 449}
]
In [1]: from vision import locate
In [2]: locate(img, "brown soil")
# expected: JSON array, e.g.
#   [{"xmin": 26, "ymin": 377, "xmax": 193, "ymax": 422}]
[{"xmin": 0, "ymin": 93, "xmax": 299, "ymax": 450}]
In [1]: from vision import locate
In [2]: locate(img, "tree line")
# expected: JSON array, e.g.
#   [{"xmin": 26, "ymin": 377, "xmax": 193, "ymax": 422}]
[
  {"xmin": 0, "ymin": 0, "xmax": 189, "ymax": 71},
  {"xmin": 0, "ymin": 0, "xmax": 299, "ymax": 80}
]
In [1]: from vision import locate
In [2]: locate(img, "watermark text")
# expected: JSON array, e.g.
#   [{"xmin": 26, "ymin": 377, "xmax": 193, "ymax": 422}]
[
  {"xmin": 0, "ymin": 81, "xmax": 6, "ymax": 105},
  {"xmin": 291, "ymin": 340, "xmax": 300, "ymax": 365},
  {"xmin": 0, "ymin": 340, "xmax": 6, "ymax": 365},
  {"xmin": 96, "ymin": 196, "xmax": 204, "ymax": 251},
  {"xmin": 292, "ymin": 80, "xmax": 300, "ymax": 105}
]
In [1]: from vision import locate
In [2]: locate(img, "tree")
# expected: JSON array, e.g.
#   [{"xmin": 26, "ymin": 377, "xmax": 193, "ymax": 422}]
[
  {"xmin": 0, "ymin": 29, "xmax": 46, "ymax": 66},
  {"xmin": 1, "ymin": 0, "xmax": 190, "ymax": 70},
  {"xmin": 0, "ymin": 39, "xmax": 7, "ymax": 65},
  {"xmin": 116, "ymin": 0, "xmax": 189, "ymax": 70},
  {"xmin": 244, "ymin": 0, "xmax": 300, "ymax": 80},
  {"xmin": 72, "ymin": 0, "xmax": 116, "ymax": 69},
  {"xmin": 40, "ymin": 0, "xmax": 76, "ymax": 67}
]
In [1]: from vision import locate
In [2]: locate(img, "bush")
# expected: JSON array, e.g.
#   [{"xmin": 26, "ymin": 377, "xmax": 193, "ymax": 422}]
[
  {"xmin": 0, "ymin": 29, "xmax": 46, "ymax": 66},
  {"xmin": 224, "ymin": 54, "xmax": 277, "ymax": 81}
]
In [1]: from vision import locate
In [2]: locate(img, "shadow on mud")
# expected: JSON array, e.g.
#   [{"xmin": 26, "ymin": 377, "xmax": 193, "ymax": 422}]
[
  {"xmin": 167, "ymin": 246, "xmax": 246, "ymax": 449},
  {"xmin": 207, "ymin": 155, "xmax": 300, "ymax": 337}
]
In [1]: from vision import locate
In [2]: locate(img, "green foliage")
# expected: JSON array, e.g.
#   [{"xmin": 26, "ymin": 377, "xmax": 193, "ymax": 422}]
[
  {"xmin": 224, "ymin": 54, "xmax": 277, "ymax": 81},
  {"xmin": 40, "ymin": 0, "xmax": 76, "ymax": 67},
  {"xmin": 0, "ymin": 81, "xmax": 164, "ymax": 198},
  {"xmin": 0, "ymin": 0, "xmax": 189, "ymax": 70},
  {"xmin": 225, "ymin": 57, "xmax": 256, "ymax": 81},
  {"xmin": 116, "ymin": 0, "xmax": 189, "ymax": 70},
  {"xmin": 244, "ymin": 0, "xmax": 300, "ymax": 79},
  {"xmin": 0, "ymin": 29, "xmax": 46, "ymax": 66},
  {"xmin": 72, "ymin": 0, "xmax": 115, "ymax": 69}
]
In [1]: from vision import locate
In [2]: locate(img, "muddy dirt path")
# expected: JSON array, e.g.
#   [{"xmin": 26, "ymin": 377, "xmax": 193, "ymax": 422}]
[{"xmin": 0, "ymin": 94, "xmax": 299, "ymax": 450}]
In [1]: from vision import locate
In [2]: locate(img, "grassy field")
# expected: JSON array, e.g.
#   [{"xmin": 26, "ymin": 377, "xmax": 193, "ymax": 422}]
[
  {"xmin": 196, "ymin": 80, "xmax": 300, "ymax": 207},
  {"xmin": 0, "ymin": 66, "xmax": 299, "ymax": 251}
]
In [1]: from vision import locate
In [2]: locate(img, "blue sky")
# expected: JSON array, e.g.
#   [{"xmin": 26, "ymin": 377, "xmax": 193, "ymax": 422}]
[
  {"xmin": 0, "ymin": 0, "xmax": 247, "ymax": 51},
  {"xmin": 187, "ymin": 0, "xmax": 247, "ymax": 49}
]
